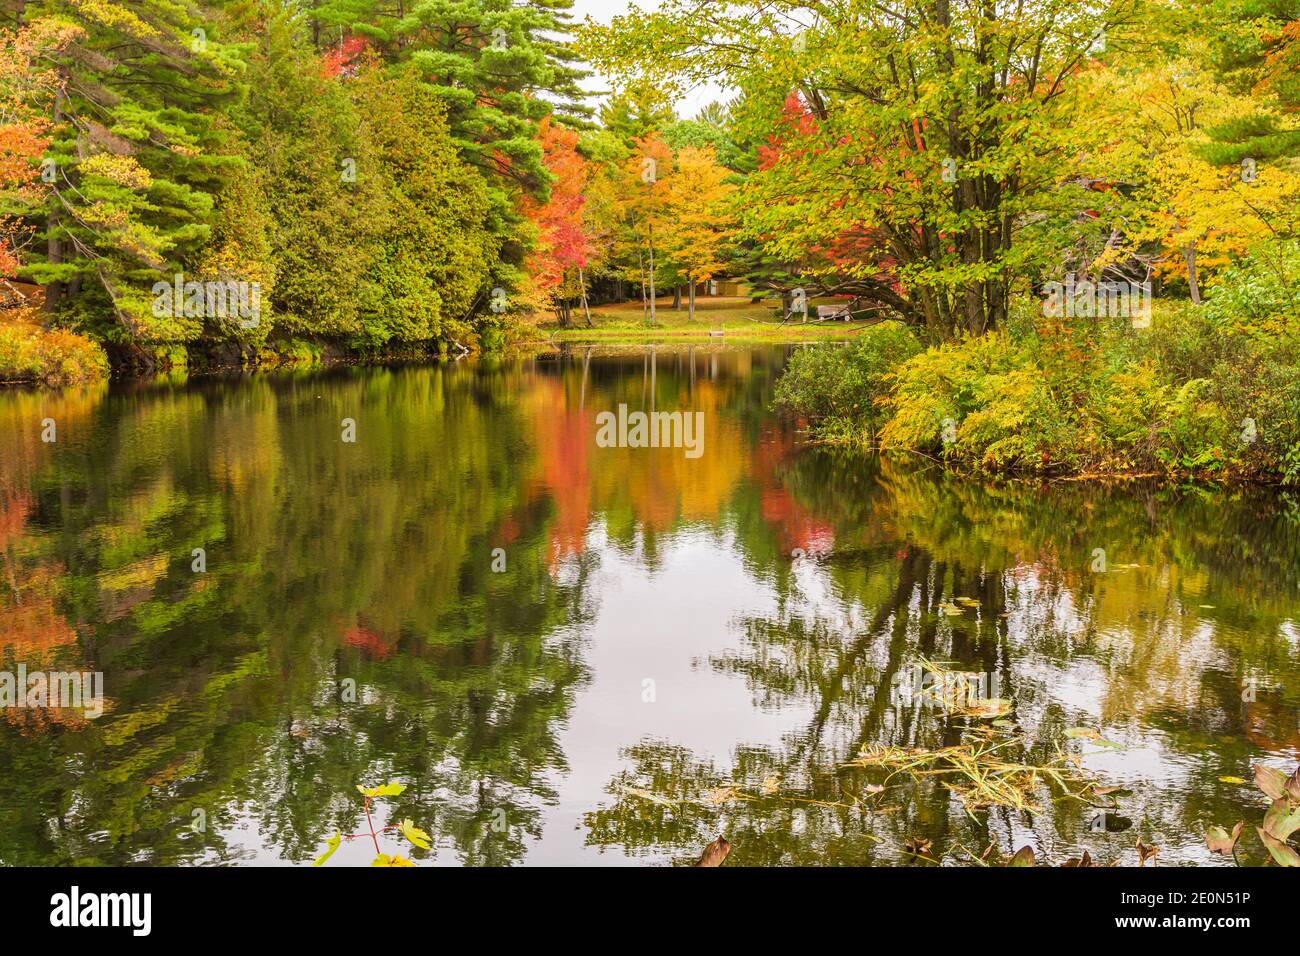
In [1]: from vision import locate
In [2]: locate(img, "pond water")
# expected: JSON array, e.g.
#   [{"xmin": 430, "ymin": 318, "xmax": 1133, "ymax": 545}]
[{"xmin": 1, "ymin": 345, "xmax": 1297, "ymax": 866}]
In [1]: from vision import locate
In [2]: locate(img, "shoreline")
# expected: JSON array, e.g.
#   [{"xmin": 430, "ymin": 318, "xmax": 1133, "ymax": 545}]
[
  {"xmin": 1, "ymin": 326, "xmax": 854, "ymax": 389},
  {"xmin": 798, "ymin": 434, "xmax": 1292, "ymax": 488},
  {"xmin": 4, "ymin": 345, "xmax": 1290, "ymax": 490}
]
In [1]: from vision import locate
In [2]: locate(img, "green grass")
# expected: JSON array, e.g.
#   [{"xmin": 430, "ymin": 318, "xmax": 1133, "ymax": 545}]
[{"xmin": 538, "ymin": 295, "xmax": 880, "ymax": 343}]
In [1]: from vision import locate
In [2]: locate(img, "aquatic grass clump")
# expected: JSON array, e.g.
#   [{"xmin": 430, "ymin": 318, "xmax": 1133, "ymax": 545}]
[
  {"xmin": 845, "ymin": 727, "xmax": 1095, "ymax": 817},
  {"xmin": 901, "ymin": 655, "xmax": 1012, "ymax": 718}
]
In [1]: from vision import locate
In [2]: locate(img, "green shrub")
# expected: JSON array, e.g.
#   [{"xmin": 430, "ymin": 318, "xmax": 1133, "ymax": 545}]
[
  {"xmin": 879, "ymin": 331, "xmax": 1079, "ymax": 470},
  {"xmin": 1203, "ymin": 238, "xmax": 1300, "ymax": 335},
  {"xmin": 773, "ymin": 290, "xmax": 1300, "ymax": 479},
  {"xmin": 772, "ymin": 320, "xmax": 921, "ymax": 437},
  {"xmin": 1092, "ymin": 358, "xmax": 1169, "ymax": 450},
  {"xmin": 1156, "ymin": 378, "xmax": 1236, "ymax": 472}
]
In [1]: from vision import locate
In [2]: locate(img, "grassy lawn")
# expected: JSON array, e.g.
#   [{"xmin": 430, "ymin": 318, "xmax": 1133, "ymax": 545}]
[{"xmin": 538, "ymin": 295, "xmax": 881, "ymax": 342}]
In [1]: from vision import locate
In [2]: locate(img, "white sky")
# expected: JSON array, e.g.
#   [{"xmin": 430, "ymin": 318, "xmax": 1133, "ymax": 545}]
[{"xmin": 565, "ymin": 0, "xmax": 730, "ymax": 120}]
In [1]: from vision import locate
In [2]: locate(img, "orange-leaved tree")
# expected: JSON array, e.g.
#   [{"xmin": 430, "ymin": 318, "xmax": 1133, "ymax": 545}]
[{"xmin": 522, "ymin": 118, "xmax": 595, "ymax": 326}]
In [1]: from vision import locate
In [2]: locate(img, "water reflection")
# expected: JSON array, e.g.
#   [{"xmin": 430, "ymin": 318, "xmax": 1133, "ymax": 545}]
[{"xmin": 0, "ymin": 347, "xmax": 1296, "ymax": 865}]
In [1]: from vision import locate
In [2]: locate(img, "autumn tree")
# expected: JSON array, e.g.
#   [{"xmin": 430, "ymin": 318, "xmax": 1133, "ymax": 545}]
[
  {"xmin": 658, "ymin": 145, "xmax": 734, "ymax": 321},
  {"xmin": 582, "ymin": 0, "xmax": 1138, "ymax": 338},
  {"xmin": 1070, "ymin": 29, "xmax": 1300, "ymax": 301},
  {"xmin": 522, "ymin": 117, "xmax": 594, "ymax": 326}
]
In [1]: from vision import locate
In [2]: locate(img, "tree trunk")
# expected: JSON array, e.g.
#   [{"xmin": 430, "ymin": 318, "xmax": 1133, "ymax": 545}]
[
  {"xmin": 44, "ymin": 85, "xmax": 65, "ymax": 322},
  {"xmin": 579, "ymin": 347, "xmax": 590, "ymax": 408},
  {"xmin": 647, "ymin": 227, "xmax": 656, "ymax": 323},
  {"xmin": 578, "ymin": 266, "xmax": 593, "ymax": 327},
  {"xmin": 687, "ymin": 278, "xmax": 696, "ymax": 322},
  {"xmin": 672, "ymin": 284, "xmax": 682, "ymax": 309},
  {"xmin": 637, "ymin": 251, "xmax": 647, "ymax": 319},
  {"xmin": 1184, "ymin": 243, "xmax": 1202, "ymax": 304}
]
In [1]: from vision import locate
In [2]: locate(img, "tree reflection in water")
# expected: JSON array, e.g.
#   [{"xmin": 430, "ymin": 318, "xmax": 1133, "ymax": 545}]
[{"xmin": 0, "ymin": 348, "xmax": 1296, "ymax": 865}]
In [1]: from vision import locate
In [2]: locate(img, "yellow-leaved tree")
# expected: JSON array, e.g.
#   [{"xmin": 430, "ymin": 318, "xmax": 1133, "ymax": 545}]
[
  {"xmin": 1076, "ymin": 56, "xmax": 1300, "ymax": 301},
  {"xmin": 658, "ymin": 146, "xmax": 735, "ymax": 321}
]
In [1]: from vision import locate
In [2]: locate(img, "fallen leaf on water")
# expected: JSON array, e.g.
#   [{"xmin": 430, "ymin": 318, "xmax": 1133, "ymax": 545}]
[
  {"xmin": 623, "ymin": 787, "xmax": 679, "ymax": 806},
  {"xmin": 760, "ymin": 774, "xmax": 781, "ymax": 795},
  {"xmin": 1008, "ymin": 845, "xmax": 1036, "ymax": 867},
  {"xmin": 695, "ymin": 836, "xmax": 731, "ymax": 867},
  {"xmin": 1065, "ymin": 727, "xmax": 1101, "ymax": 740},
  {"xmin": 1206, "ymin": 821, "xmax": 1244, "ymax": 855},
  {"xmin": 1218, "ymin": 776, "xmax": 1248, "ymax": 785},
  {"xmin": 1136, "ymin": 840, "xmax": 1159, "ymax": 866},
  {"xmin": 903, "ymin": 837, "xmax": 933, "ymax": 856},
  {"xmin": 1254, "ymin": 764, "xmax": 1289, "ymax": 801},
  {"xmin": 703, "ymin": 787, "xmax": 738, "ymax": 806},
  {"xmin": 960, "ymin": 698, "xmax": 1014, "ymax": 719}
]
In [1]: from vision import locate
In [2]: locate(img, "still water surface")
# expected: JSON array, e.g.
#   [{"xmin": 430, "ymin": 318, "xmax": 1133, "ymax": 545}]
[{"xmin": 1, "ymin": 345, "xmax": 1298, "ymax": 865}]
